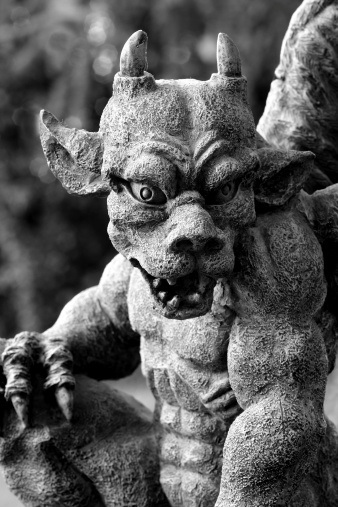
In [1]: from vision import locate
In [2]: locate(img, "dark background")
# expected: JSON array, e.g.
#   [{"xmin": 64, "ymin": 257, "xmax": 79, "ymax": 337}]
[{"xmin": 0, "ymin": 0, "xmax": 302, "ymax": 338}]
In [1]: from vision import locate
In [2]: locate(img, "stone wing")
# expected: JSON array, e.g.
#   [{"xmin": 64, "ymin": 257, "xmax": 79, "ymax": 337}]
[{"xmin": 257, "ymin": 0, "xmax": 338, "ymax": 193}]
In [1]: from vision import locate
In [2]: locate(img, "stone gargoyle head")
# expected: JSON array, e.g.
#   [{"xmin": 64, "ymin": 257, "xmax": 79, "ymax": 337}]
[{"xmin": 40, "ymin": 30, "xmax": 314, "ymax": 320}]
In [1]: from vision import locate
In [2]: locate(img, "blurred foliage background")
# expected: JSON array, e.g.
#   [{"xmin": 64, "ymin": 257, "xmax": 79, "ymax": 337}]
[{"xmin": 0, "ymin": 0, "xmax": 302, "ymax": 337}]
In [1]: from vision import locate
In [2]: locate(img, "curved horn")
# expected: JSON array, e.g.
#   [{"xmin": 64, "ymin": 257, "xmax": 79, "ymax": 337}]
[
  {"xmin": 217, "ymin": 33, "xmax": 241, "ymax": 77},
  {"xmin": 120, "ymin": 30, "xmax": 148, "ymax": 77}
]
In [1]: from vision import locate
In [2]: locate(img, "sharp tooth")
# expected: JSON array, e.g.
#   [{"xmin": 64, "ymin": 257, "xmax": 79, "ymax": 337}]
[
  {"xmin": 166, "ymin": 278, "xmax": 177, "ymax": 286},
  {"xmin": 187, "ymin": 293, "xmax": 201, "ymax": 304},
  {"xmin": 153, "ymin": 278, "xmax": 162, "ymax": 289},
  {"xmin": 167, "ymin": 295, "xmax": 180, "ymax": 310},
  {"xmin": 158, "ymin": 291, "xmax": 167, "ymax": 302}
]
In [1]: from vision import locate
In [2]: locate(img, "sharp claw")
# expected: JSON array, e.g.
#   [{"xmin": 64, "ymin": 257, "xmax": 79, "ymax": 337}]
[
  {"xmin": 55, "ymin": 386, "xmax": 73, "ymax": 422},
  {"xmin": 11, "ymin": 394, "xmax": 29, "ymax": 429}
]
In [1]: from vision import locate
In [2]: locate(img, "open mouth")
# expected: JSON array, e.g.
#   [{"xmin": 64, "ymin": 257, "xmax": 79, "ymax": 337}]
[{"xmin": 130, "ymin": 259, "xmax": 216, "ymax": 318}]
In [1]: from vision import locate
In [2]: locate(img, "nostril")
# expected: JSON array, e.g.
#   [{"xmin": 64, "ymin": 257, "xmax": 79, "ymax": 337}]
[
  {"xmin": 205, "ymin": 238, "xmax": 224, "ymax": 252},
  {"xmin": 173, "ymin": 238, "xmax": 194, "ymax": 252},
  {"xmin": 171, "ymin": 237, "xmax": 223, "ymax": 253}
]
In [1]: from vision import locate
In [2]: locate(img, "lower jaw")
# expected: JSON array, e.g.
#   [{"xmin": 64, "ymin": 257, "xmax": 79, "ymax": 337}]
[
  {"xmin": 157, "ymin": 289, "xmax": 215, "ymax": 320},
  {"xmin": 130, "ymin": 260, "xmax": 216, "ymax": 320}
]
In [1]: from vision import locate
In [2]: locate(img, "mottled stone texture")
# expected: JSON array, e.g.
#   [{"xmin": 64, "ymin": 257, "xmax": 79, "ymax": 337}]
[
  {"xmin": 258, "ymin": 0, "xmax": 338, "ymax": 190},
  {"xmin": 1, "ymin": 1, "xmax": 338, "ymax": 506}
]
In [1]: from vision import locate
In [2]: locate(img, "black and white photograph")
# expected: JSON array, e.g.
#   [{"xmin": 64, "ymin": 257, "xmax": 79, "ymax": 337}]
[{"xmin": 0, "ymin": 1, "xmax": 338, "ymax": 506}]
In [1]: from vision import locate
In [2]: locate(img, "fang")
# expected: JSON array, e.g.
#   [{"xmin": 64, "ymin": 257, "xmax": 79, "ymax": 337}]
[
  {"xmin": 187, "ymin": 293, "xmax": 201, "ymax": 304},
  {"xmin": 166, "ymin": 278, "xmax": 177, "ymax": 286},
  {"xmin": 167, "ymin": 295, "xmax": 180, "ymax": 309},
  {"xmin": 158, "ymin": 292, "xmax": 167, "ymax": 302}
]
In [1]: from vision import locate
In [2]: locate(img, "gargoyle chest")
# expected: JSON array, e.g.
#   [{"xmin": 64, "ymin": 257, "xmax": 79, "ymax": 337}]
[{"xmin": 128, "ymin": 271, "xmax": 235, "ymax": 411}]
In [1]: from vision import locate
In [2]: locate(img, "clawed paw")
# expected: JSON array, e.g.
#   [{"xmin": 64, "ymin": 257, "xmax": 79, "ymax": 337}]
[{"xmin": 1, "ymin": 331, "xmax": 75, "ymax": 429}]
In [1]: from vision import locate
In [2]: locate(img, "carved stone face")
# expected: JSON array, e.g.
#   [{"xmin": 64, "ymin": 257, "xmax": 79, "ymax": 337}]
[
  {"xmin": 103, "ymin": 76, "xmax": 257, "ymax": 319},
  {"xmin": 39, "ymin": 31, "xmax": 315, "ymax": 320}
]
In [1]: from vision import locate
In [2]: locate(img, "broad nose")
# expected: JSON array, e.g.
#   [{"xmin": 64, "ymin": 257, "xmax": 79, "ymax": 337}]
[
  {"xmin": 167, "ymin": 204, "xmax": 224, "ymax": 254},
  {"xmin": 171, "ymin": 236, "xmax": 224, "ymax": 253}
]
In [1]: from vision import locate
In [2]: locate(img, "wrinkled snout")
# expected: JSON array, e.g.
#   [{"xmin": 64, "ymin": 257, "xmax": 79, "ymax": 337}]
[
  {"xmin": 165, "ymin": 203, "xmax": 235, "ymax": 278},
  {"xmin": 166, "ymin": 204, "xmax": 223, "ymax": 253}
]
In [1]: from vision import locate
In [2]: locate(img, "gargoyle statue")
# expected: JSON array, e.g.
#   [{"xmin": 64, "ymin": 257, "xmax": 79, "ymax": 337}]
[{"xmin": 1, "ymin": 0, "xmax": 338, "ymax": 506}]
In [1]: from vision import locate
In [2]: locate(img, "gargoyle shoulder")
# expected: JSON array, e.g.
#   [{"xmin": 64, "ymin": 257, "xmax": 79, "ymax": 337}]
[{"xmin": 297, "ymin": 184, "xmax": 338, "ymax": 243}]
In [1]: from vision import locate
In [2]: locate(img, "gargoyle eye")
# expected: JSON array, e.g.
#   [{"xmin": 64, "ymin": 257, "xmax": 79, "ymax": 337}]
[
  {"xmin": 207, "ymin": 180, "xmax": 238, "ymax": 205},
  {"xmin": 221, "ymin": 182, "xmax": 235, "ymax": 198},
  {"xmin": 129, "ymin": 181, "xmax": 167, "ymax": 205}
]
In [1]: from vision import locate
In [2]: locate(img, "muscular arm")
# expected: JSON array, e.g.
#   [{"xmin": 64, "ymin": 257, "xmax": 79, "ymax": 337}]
[
  {"xmin": 216, "ymin": 212, "xmax": 328, "ymax": 506},
  {"xmin": 43, "ymin": 254, "xmax": 140, "ymax": 380},
  {"xmin": 217, "ymin": 318, "xmax": 327, "ymax": 507}
]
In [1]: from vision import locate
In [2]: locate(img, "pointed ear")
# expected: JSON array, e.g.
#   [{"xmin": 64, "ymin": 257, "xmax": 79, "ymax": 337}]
[
  {"xmin": 254, "ymin": 148, "xmax": 315, "ymax": 206},
  {"xmin": 39, "ymin": 110, "xmax": 110, "ymax": 197}
]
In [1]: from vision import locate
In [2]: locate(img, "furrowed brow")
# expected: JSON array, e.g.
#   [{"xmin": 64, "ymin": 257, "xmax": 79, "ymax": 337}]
[
  {"xmin": 194, "ymin": 139, "xmax": 231, "ymax": 173},
  {"xmin": 203, "ymin": 159, "xmax": 244, "ymax": 191},
  {"xmin": 131, "ymin": 140, "xmax": 190, "ymax": 167}
]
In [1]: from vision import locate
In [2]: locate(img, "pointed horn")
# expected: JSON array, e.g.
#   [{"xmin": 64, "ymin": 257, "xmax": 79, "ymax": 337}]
[
  {"xmin": 120, "ymin": 30, "xmax": 148, "ymax": 77},
  {"xmin": 217, "ymin": 33, "xmax": 241, "ymax": 77}
]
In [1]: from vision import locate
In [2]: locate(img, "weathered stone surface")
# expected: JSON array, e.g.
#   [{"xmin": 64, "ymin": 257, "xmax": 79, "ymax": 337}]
[
  {"xmin": 1, "ymin": 1, "xmax": 338, "ymax": 506},
  {"xmin": 40, "ymin": 110, "xmax": 110, "ymax": 197},
  {"xmin": 258, "ymin": 0, "xmax": 338, "ymax": 189},
  {"xmin": 0, "ymin": 364, "xmax": 168, "ymax": 507}
]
